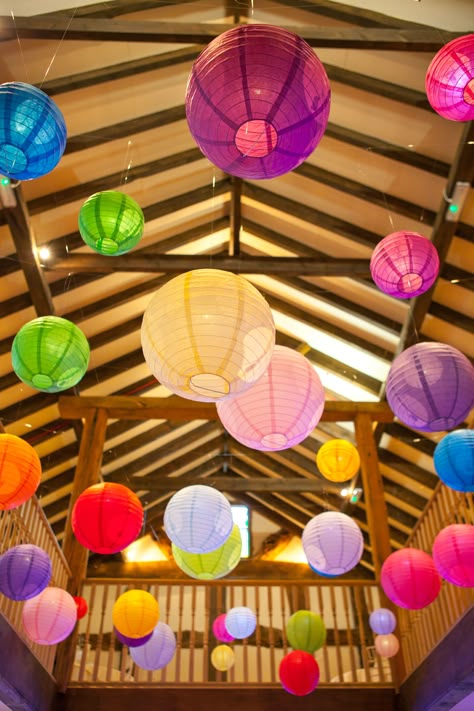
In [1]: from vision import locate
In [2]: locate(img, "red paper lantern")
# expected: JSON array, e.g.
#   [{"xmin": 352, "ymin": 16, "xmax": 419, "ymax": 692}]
[
  {"xmin": 72, "ymin": 482, "xmax": 144, "ymax": 554},
  {"xmin": 432, "ymin": 524, "xmax": 474, "ymax": 587},
  {"xmin": 381, "ymin": 548, "xmax": 441, "ymax": 610},
  {"xmin": 0, "ymin": 434, "xmax": 41, "ymax": 510},
  {"xmin": 73, "ymin": 596, "xmax": 88, "ymax": 620},
  {"xmin": 279, "ymin": 650, "xmax": 320, "ymax": 696}
]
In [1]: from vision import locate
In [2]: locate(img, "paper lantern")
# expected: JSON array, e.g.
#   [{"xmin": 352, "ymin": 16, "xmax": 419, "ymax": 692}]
[
  {"xmin": 225, "ymin": 606, "xmax": 256, "ymax": 639},
  {"xmin": 370, "ymin": 231, "xmax": 439, "ymax": 299},
  {"xmin": 74, "ymin": 596, "xmax": 88, "ymax": 621},
  {"xmin": 141, "ymin": 269, "xmax": 275, "ymax": 402},
  {"xmin": 381, "ymin": 548, "xmax": 441, "ymax": 610},
  {"xmin": 302, "ymin": 511, "xmax": 364, "ymax": 576},
  {"xmin": 385, "ymin": 342, "xmax": 474, "ymax": 432},
  {"xmin": 369, "ymin": 608, "xmax": 397, "ymax": 635},
  {"xmin": 279, "ymin": 650, "xmax": 320, "ymax": 696},
  {"xmin": 432, "ymin": 524, "xmax": 474, "ymax": 587},
  {"xmin": 212, "ymin": 614, "xmax": 234, "ymax": 643},
  {"xmin": 0, "ymin": 544, "xmax": 51, "ymax": 601},
  {"xmin": 316, "ymin": 439, "xmax": 360, "ymax": 483},
  {"xmin": 12, "ymin": 316, "xmax": 90, "ymax": 393},
  {"xmin": 164, "ymin": 485, "xmax": 233, "ymax": 554},
  {"xmin": 211, "ymin": 644, "xmax": 235, "ymax": 672},
  {"xmin": 426, "ymin": 34, "xmax": 474, "ymax": 121},
  {"xmin": 186, "ymin": 24, "xmax": 330, "ymax": 179},
  {"xmin": 216, "ymin": 346, "xmax": 325, "ymax": 450},
  {"xmin": 130, "ymin": 622, "xmax": 176, "ymax": 670},
  {"xmin": 434, "ymin": 430, "xmax": 474, "ymax": 492},
  {"xmin": 114, "ymin": 627, "xmax": 153, "ymax": 648},
  {"xmin": 375, "ymin": 633, "xmax": 400, "ymax": 658},
  {"xmin": 0, "ymin": 82, "xmax": 67, "ymax": 180},
  {"xmin": 112, "ymin": 590, "xmax": 159, "ymax": 638},
  {"xmin": 0, "ymin": 433, "xmax": 41, "ymax": 510},
  {"xmin": 22, "ymin": 587, "xmax": 77, "ymax": 645},
  {"xmin": 286, "ymin": 610, "xmax": 326, "ymax": 654},
  {"xmin": 79, "ymin": 191, "xmax": 144, "ymax": 255},
  {"xmin": 172, "ymin": 524, "xmax": 241, "ymax": 580},
  {"xmin": 72, "ymin": 482, "xmax": 143, "ymax": 554}
]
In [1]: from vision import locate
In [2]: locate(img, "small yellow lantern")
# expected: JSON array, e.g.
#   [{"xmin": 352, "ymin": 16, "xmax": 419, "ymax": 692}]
[
  {"xmin": 211, "ymin": 644, "xmax": 235, "ymax": 672},
  {"xmin": 316, "ymin": 439, "xmax": 360, "ymax": 482}
]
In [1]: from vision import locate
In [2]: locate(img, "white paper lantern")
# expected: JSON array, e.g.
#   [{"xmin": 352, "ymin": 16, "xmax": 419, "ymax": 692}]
[
  {"xmin": 302, "ymin": 511, "xmax": 364, "ymax": 576},
  {"xmin": 22, "ymin": 587, "xmax": 77, "ymax": 645},
  {"xmin": 375, "ymin": 633, "xmax": 400, "ymax": 658},
  {"xmin": 130, "ymin": 622, "xmax": 176, "ymax": 671},
  {"xmin": 225, "ymin": 606, "xmax": 257, "ymax": 639}
]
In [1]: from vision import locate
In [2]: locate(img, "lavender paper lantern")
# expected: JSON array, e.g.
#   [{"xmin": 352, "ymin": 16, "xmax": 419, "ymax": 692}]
[
  {"xmin": 22, "ymin": 587, "xmax": 77, "ymax": 645},
  {"xmin": 369, "ymin": 608, "xmax": 397, "ymax": 635},
  {"xmin": 426, "ymin": 34, "xmax": 474, "ymax": 121},
  {"xmin": 217, "ymin": 346, "xmax": 325, "ymax": 450},
  {"xmin": 114, "ymin": 627, "xmax": 153, "ymax": 648},
  {"xmin": 381, "ymin": 548, "xmax": 441, "ymax": 610},
  {"xmin": 302, "ymin": 511, "xmax": 364, "ymax": 576},
  {"xmin": 225, "ymin": 606, "xmax": 256, "ymax": 639},
  {"xmin": 432, "ymin": 524, "xmax": 474, "ymax": 588},
  {"xmin": 386, "ymin": 342, "xmax": 474, "ymax": 432},
  {"xmin": 185, "ymin": 24, "xmax": 330, "ymax": 179},
  {"xmin": 130, "ymin": 622, "xmax": 176, "ymax": 670},
  {"xmin": 0, "ymin": 544, "xmax": 52, "ymax": 601},
  {"xmin": 370, "ymin": 232, "xmax": 439, "ymax": 299},
  {"xmin": 433, "ymin": 430, "xmax": 474, "ymax": 492}
]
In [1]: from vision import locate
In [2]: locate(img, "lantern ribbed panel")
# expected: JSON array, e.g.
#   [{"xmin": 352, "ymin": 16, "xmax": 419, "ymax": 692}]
[
  {"xmin": 0, "ymin": 544, "xmax": 52, "ymax": 601},
  {"xmin": 225, "ymin": 606, "xmax": 256, "ymax": 639},
  {"xmin": 164, "ymin": 485, "xmax": 233, "ymax": 554},
  {"xmin": 370, "ymin": 231, "xmax": 439, "ymax": 299},
  {"xmin": 211, "ymin": 644, "xmax": 235, "ymax": 672},
  {"xmin": 279, "ymin": 650, "xmax": 320, "ymax": 696},
  {"xmin": 185, "ymin": 24, "xmax": 330, "ymax": 179},
  {"xmin": 434, "ymin": 430, "xmax": 474, "ymax": 492},
  {"xmin": 79, "ymin": 191, "xmax": 144, "ymax": 255},
  {"xmin": 316, "ymin": 439, "xmax": 360, "ymax": 482},
  {"xmin": 385, "ymin": 342, "xmax": 474, "ymax": 432},
  {"xmin": 141, "ymin": 269, "xmax": 275, "ymax": 402},
  {"xmin": 369, "ymin": 608, "xmax": 396, "ymax": 635},
  {"xmin": 212, "ymin": 614, "xmax": 235, "ymax": 643},
  {"xmin": 114, "ymin": 627, "xmax": 153, "ymax": 647},
  {"xmin": 172, "ymin": 524, "xmax": 242, "ymax": 580},
  {"xmin": 432, "ymin": 524, "xmax": 474, "ymax": 588},
  {"xmin": 12, "ymin": 316, "xmax": 90, "ymax": 393},
  {"xmin": 375, "ymin": 634, "xmax": 400, "ymax": 658},
  {"xmin": 72, "ymin": 482, "xmax": 144, "ymax": 554},
  {"xmin": 425, "ymin": 34, "xmax": 474, "ymax": 121},
  {"xmin": 0, "ymin": 82, "xmax": 67, "ymax": 180},
  {"xmin": 0, "ymin": 434, "xmax": 41, "ymax": 510},
  {"xmin": 130, "ymin": 622, "xmax": 176, "ymax": 670},
  {"xmin": 381, "ymin": 548, "xmax": 441, "ymax": 610},
  {"xmin": 302, "ymin": 511, "xmax": 364, "ymax": 576},
  {"xmin": 22, "ymin": 587, "xmax": 77, "ymax": 645},
  {"xmin": 216, "ymin": 346, "xmax": 324, "ymax": 450},
  {"xmin": 286, "ymin": 610, "xmax": 326, "ymax": 654},
  {"xmin": 112, "ymin": 590, "xmax": 159, "ymax": 638}
]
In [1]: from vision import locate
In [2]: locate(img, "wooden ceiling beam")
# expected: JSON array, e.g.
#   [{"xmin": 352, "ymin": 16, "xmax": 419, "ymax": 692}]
[
  {"xmin": 125, "ymin": 476, "xmax": 333, "ymax": 493},
  {"xmin": 229, "ymin": 177, "xmax": 242, "ymax": 257},
  {"xmin": 272, "ymin": 0, "xmax": 430, "ymax": 29},
  {"xmin": 43, "ymin": 0, "xmax": 198, "ymax": 19}
]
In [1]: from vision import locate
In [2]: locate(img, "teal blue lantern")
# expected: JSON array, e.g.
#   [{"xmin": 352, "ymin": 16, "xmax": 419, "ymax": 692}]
[{"xmin": 78, "ymin": 191, "xmax": 144, "ymax": 255}]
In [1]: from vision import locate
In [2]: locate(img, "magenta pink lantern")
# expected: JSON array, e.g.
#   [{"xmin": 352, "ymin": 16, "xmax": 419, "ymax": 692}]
[
  {"xmin": 212, "ymin": 614, "xmax": 235, "ymax": 643},
  {"xmin": 426, "ymin": 34, "xmax": 474, "ymax": 121},
  {"xmin": 432, "ymin": 524, "xmax": 474, "ymax": 588},
  {"xmin": 381, "ymin": 549, "xmax": 441, "ymax": 610},
  {"xmin": 216, "ymin": 346, "xmax": 325, "ymax": 451},
  {"xmin": 22, "ymin": 587, "xmax": 77, "ymax": 645},
  {"xmin": 370, "ymin": 231, "xmax": 439, "ymax": 299},
  {"xmin": 185, "ymin": 24, "xmax": 331, "ymax": 179}
]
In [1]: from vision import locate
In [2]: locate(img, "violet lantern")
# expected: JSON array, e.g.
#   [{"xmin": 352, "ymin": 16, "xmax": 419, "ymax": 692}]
[
  {"xmin": 426, "ymin": 34, "xmax": 474, "ymax": 121},
  {"xmin": 302, "ymin": 511, "xmax": 364, "ymax": 576},
  {"xmin": 0, "ymin": 544, "xmax": 52, "ymax": 601}
]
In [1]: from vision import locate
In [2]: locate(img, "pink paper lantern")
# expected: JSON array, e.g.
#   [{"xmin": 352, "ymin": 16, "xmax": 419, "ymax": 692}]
[
  {"xmin": 370, "ymin": 231, "xmax": 439, "ymax": 299},
  {"xmin": 381, "ymin": 548, "xmax": 441, "ymax": 610},
  {"xmin": 22, "ymin": 587, "xmax": 77, "ymax": 645},
  {"xmin": 212, "ymin": 614, "xmax": 235, "ymax": 643},
  {"xmin": 375, "ymin": 633, "xmax": 400, "ymax": 658},
  {"xmin": 432, "ymin": 524, "xmax": 474, "ymax": 588},
  {"xmin": 426, "ymin": 34, "xmax": 474, "ymax": 121},
  {"xmin": 216, "ymin": 346, "xmax": 325, "ymax": 450}
]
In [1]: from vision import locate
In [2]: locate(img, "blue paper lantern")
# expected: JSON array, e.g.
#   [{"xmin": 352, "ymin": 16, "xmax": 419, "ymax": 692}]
[
  {"xmin": 434, "ymin": 430, "xmax": 474, "ymax": 492},
  {"xmin": 0, "ymin": 82, "xmax": 67, "ymax": 180},
  {"xmin": 0, "ymin": 544, "xmax": 52, "ymax": 601}
]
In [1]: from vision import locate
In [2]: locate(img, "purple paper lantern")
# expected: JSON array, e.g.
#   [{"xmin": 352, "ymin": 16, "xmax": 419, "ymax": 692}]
[
  {"xmin": 212, "ymin": 614, "xmax": 235, "ymax": 643},
  {"xmin": 130, "ymin": 622, "xmax": 176, "ymax": 671},
  {"xmin": 114, "ymin": 627, "xmax": 153, "ymax": 648},
  {"xmin": 426, "ymin": 34, "xmax": 474, "ymax": 121},
  {"xmin": 0, "ymin": 544, "xmax": 52, "ymax": 601},
  {"xmin": 386, "ymin": 342, "xmax": 474, "ymax": 433},
  {"xmin": 369, "ymin": 608, "xmax": 397, "ymax": 635},
  {"xmin": 185, "ymin": 24, "xmax": 331, "ymax": 179},
  {"xmin": 302, "ymin": 511, "xmax": 364, "ymax": 576},
  {"xmin": 370, "ymin": 231, "xmax": 439, "ymax": 299}
]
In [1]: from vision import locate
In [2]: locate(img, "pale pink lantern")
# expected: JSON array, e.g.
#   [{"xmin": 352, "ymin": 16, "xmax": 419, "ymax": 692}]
[
  {"xmin": 432, "ymin": 524, "xmax": 474, "ymax": 588},
  {"xmin": 426, "ymin": 34, "xmax": 474, "ymax": 121},
  {"xmin": 216, "ymin": 346, "xmax": 325, "ymax": 451},
  {"xmin": 375, "ymin": 633, "xmax": 400, "ymax": 658},
  {"xmin": 22, "ymin": 587, "xmax": 77, "ymax": 645}
]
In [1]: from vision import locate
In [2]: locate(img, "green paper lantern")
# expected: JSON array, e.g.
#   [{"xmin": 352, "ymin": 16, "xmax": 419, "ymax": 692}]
[
  {"xmin": 286, "ymin": 610, "xmax": 326, "ymax": 654},
  {"xmin": 12, "ymin": 316, "xmax": 90, "ymax": 393},
  {"xmin": 79, "ymin": 191, "xmax": 144, "ymax": 255},
  {"xmin": 172, "ymin": 523, "xmax": 242, "ymax": 580}
]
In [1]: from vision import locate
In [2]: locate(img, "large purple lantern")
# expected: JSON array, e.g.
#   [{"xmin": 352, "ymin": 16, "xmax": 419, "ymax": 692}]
[
  {"xmin": 0, "ymin": 544, "xmax": 52, "ymax": 601},
  {"xmin": 185, "ymin": 24, "xmax": 331, "ymax": 179},
  {"xmin": 386, "ymin": 342, "xmax": 474, "ymax": 432},
  {"xmin": 425, "ymin": 34, "xmax": 474, "ymax": 122},
  {"xmin": 114, "ymin": 627, "xmax": 153, "ymax": 648}
]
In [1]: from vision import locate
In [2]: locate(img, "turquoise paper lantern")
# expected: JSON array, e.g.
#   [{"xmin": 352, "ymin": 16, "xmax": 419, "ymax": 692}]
[
  {"xmin": 434, "ymin": 430, "xmax": 474, "ymax": 492},
  {"xmin": 79, "ymin": 191, "xmax": 144, "ymax": 255}
]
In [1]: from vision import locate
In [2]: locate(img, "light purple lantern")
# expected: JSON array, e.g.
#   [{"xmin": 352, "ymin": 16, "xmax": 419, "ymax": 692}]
[
  {"xmin": 302, "ymin": 511, "xmax": 364, "ymax": 576},
  {"xmin": 22, "ymin": 587, "xmax": 77, "ymax": 645},
  {"xmin": 114, "ymin": 627, "xmax": 153, "ymax": 648},
  {"xmin": 370, "ymin": 231, "xmax": 439, "ymax": 299},
  {"xmin": 216, "ymin": 346, "xmax": 325, "ymax": 451},
  {"xmin": 426, "ymin": 34, "xmax": 474, "ymax": 121},
  {"xmin": 0, "ymin": 544, "xmax": 52, "ymax": 601},
  {"xmin": 130, "ymin": 622, "xmax": 176, "ymax": 671},
  {"xmin": 369, "ymin": 608, "xmax": 397, "ymax": 635},
  {"xmin": 185, "ymin": 24, "xmax": 331, "ymax": 179},
  {"xmin": 225, "ymin": 606, "xmax": 257, "ymax": 639},
  {"xmin": 386, "ymin": 342, "xmax": 474, "ymax": 433}
]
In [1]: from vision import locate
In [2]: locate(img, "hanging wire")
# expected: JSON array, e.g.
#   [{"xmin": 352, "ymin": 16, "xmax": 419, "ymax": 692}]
[{"xmin": 39, "ymin": 7, "xmax": 78, "ymax": 88}]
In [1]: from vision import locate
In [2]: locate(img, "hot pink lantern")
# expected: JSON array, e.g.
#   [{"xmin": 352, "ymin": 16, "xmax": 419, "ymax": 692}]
[
  {"xmin": 426, "ymin": 34, "xmax": 474, "ymax": 121},
  {"xmin": 185, "ymin": 24, "xmax": 331, "ymax": 179},
  {"xmin": 370, "ymin": 231, "xmax": 439, "ymax": 299},
  {"xmin": 22, "ymin": 587, "xmax": 77, "ymax": 645},
  {"xmin": 381, "ymin": 548, "xmax": 441, "ymax": 610},
  {"xmin": 216, "ymin": 346, "xmax": 325, "ymax": 450},
  {"xmin": 212, "ymin": 614, "xmax": 235, "ymax": 643},
  {"xmin": 432, "ymin": 524, "xmax": 474, "ymax": 588}
]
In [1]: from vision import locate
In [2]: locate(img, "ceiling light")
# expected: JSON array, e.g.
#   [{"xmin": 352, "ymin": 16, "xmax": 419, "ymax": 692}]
[{"xmin": 38, "ymin": 246, "xmax": 50, "ymax": 260}]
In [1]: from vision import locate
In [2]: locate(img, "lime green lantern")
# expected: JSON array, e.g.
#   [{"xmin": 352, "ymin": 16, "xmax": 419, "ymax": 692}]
[
  {"xmin": 286, "ymin": 610, "xmax": 326, "ymax": 654},
  {"xmin": 78, "ymin": 191, "xmax": 144, "ymax": 255},
  {"xmin": 172, "ymin": 523, "xmax": 242, "ymax": 580},
  {"xmin": 11, "ymin": 316, "xmax": 90, "ymax": 392}
]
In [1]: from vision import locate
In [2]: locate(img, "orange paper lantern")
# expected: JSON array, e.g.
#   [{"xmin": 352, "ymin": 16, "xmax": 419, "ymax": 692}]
[
  {"xmin": 316, "ymin": 439, "xmax": 360, "ymax": 483},
  {"xmin": 0, "ymin": 434, "xmax": 41, "ymax": 510}
]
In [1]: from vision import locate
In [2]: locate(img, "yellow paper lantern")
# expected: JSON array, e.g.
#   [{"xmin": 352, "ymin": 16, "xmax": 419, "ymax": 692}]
[
  {"xmin": 211, "ymin": 644, "xmax": 235, "ymax": 672},
  {"xmin": 172, "ymin": 524, "xmax": 242, "ymax": 580},
  {"xmin": 112, "ymin": 590, "xmax": 159, "ymax": 639},
  {"xmin": 141, "ymin": 269, "xmax": 275, "ymax": 402},
  {"xmin": 0, "ymin": 434, "xmax": 41, "ymax": 510},
  {"xmin": 316, "ymin": 439, "xmax": 360, "ymax": 483}
]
